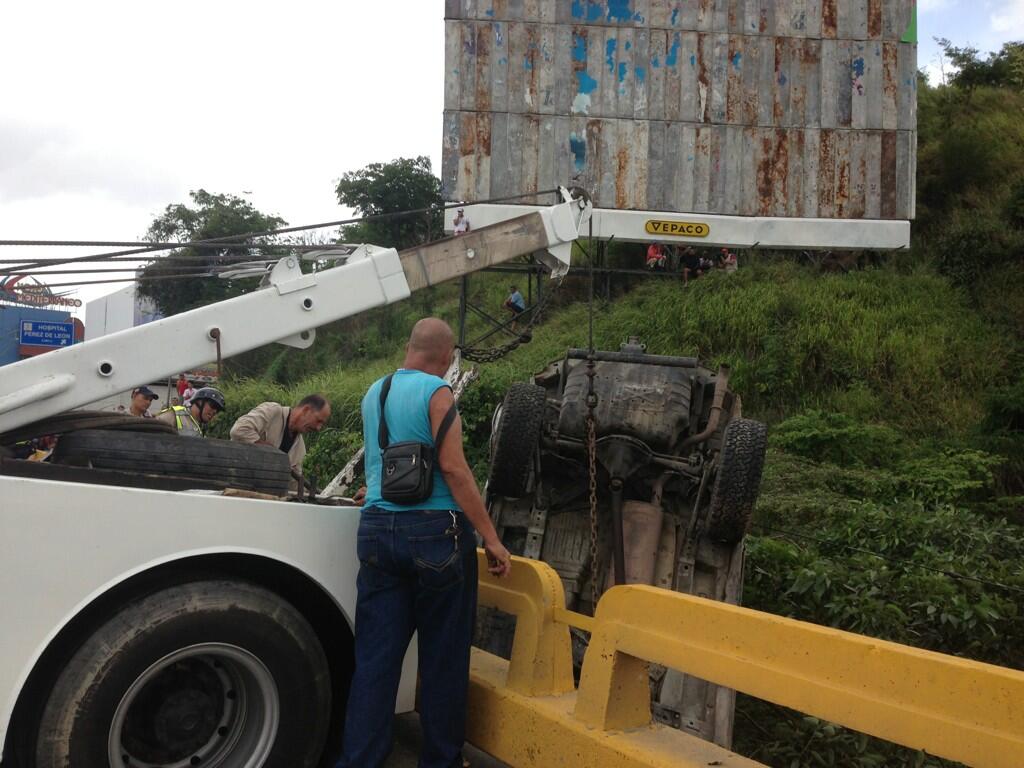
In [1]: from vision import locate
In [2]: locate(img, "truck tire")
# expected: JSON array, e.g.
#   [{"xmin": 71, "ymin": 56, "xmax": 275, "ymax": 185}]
[
  {"xmin": 54, "ymin": 429, "xmax": 292, "ymax": 495},
  {"xmin": 0, "ymin": 411, "xmax": 174, "ymax": 446},
  {"xmin": 706, "ymin": 418, "xmax": 768, "ymax": 544},
  {"xmin": 34, "ymin": 580, "xmax": 331, "ymax": 768},
  {"xmin": 487, "ymin": 383, "xmax": 546, "ymax": 498}
]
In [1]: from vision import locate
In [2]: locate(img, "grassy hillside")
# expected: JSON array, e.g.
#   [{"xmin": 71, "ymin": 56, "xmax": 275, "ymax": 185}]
[
  {"xmin": 215, "ymin": 258, "xmax": 1023, "ymax": 765},
  {"xmin": 211, "ymin": 77, "xmax": 1024, "ymax": 767}
]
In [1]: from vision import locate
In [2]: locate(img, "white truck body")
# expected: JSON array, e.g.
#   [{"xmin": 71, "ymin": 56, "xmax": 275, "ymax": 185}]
[
  {"xmin": 1, "ymin": 479, "xmax": 409, "ymax": 754},
  {"xmin": 0, "ymin": 194, "xmax": 590, "ymax": 766}
]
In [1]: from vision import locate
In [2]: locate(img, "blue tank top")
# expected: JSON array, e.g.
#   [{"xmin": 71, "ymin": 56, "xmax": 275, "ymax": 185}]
[{"xmin": 361, "ymin": 369, "xmax": 459, "ymax": 512}]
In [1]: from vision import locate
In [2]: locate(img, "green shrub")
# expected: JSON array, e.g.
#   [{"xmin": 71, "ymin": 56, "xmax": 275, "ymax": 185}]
[
  {"xmin": 770, "ymin": 411, "xmax": 902, "ymax": 468},
  {"xmin": 933, "ymin": 218, "xmax": 1023, "ymax": 286}
]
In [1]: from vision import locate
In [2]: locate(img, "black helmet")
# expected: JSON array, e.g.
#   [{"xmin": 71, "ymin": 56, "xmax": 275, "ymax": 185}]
[{"xmin": 191, "ymin": 387, "xmax": 225, "ymax": 412}]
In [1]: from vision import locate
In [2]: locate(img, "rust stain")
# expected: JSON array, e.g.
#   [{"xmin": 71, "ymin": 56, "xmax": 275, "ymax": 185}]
[
  {"xmin": 759, "ymin": 6, "xmax": 769, "ymax": 34},
  {"xmin": 792, "ymin": 130, "xmax": 806, "ymax": 216},
  {"xmin": 850, "ymin": 140, "xmax": 867, "ymax": 218},
  {"xmin": 821, "ymin": 0, "xmax": 837, "ymax": 38},
  {"xmin": 476, "ymin": 112, "xmax": 491, "ymax": 155},
  {"xmin": 476, "ymin": 25, "xmax": 491, "ymax": 111},
  {"xmin": 867, "ymin": 0, "xmax": 883, "ymax": 39},
  {"xmin": 818, "ymin": 129, "xmax": 836, "ymax": 215},
  {"xmin": 772, "ymin": 128, "xmax": 789, "ymax": 215},
  {"xmin": 757, "ymin": 133, "xmax": 774, "ymax": 215},
  {"xmin": 615, "ymin": 145, "xmax": 629, "ymax": 209},
  {"xmin": 835, "ymin": 141, "xmax": 850, "ymax": 217},
  {"xmin": 699, "ymin": 0, "xmax": 714, "ymax": 28},
  {"xmin": 883, "ymin": 42, "xmax": 898, "ymax": 105},
  {"xmin": 526, "ymin": 25, "xmax": 539, "ymax": 109},
  {"xmin": 790, "ymin": 43, "xmax": 806, "ymax": 122},
  {"xmin": 880, "ymin": 131, "xmax": 898, "ymax": 218},
  {"xmin": 697, "ymin": 35, "xmax": 711, "ymax": 122},
  {"xmin": 585, "ymin": 119, "xmax": 603, "ymax": 189},
  {"xmin": 773, "ymin": 38, "xmax": 785, "ymax": 126},
  {"xmin": 461, "ymin": 113, "xmax": 477, "ymax": 155},
  {"xmin": 726, "ymin": 37, "xmax": 741, "ymax": 124}
]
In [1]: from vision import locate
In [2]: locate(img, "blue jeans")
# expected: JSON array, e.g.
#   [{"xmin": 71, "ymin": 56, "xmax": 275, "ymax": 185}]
[{"xmin": 336, "ymin": 507, "xmax": 478, "ymax": 768}]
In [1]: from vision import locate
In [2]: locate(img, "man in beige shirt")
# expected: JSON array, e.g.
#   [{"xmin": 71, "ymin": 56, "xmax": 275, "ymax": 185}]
[{"xmin": 229, "ymin": 394, "xmax": 331, "ymax": 489}]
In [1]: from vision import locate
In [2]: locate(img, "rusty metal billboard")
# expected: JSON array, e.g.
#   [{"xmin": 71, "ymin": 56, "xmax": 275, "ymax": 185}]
[{"xmin": 442, "ymin": 0, "xmax": 917, "ymax": 220}]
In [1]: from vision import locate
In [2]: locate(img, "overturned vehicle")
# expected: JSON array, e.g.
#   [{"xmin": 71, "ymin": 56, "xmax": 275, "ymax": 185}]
[{"xmin": 480, "ymin": 337, "xmax": 767, "ymax": 748}]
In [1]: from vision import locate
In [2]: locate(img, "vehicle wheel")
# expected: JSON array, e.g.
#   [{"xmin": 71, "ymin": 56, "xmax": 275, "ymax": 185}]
[
  {"xmin": 53, "ymin": 429, "xmax": 292, "ymax": 495},
  {"xmin": 0, "ymin": 411, "xmax": 173, "ymax": 446},
  {"xmin": 487, "ymin": 383, "xmax": 546, "ymax": 498},
  {"xmin": 706, "ymin": 418, "xmax": 768, "ymax": 544},
  {"xmin": 34, "ymin": 580, "xmax": 331, "ymax": 768}
]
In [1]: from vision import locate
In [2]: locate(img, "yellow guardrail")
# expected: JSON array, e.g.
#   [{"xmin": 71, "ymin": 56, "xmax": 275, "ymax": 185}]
[{"xmin": 468, "ymin": 550, "xmax": 1024, "ymax": 768}]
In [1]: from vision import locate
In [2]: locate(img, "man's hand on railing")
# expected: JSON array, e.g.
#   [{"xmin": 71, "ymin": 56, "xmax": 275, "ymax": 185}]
[{"xmin": 484, "ymin": 538, "xmax": 512, "ymax": 578}]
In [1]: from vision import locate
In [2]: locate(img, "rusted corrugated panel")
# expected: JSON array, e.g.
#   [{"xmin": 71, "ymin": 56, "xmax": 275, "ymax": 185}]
[
  {"xmin": 443, "ymin": 0, "xmax": 917, "ymax": 219},
  {"xmin": 441, "ymin": 0, "xmax": 915, "ymax": 39}
]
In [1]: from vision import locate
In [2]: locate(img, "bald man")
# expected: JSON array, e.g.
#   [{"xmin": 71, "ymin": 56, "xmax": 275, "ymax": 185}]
[{"xmin": 336, "ymin": 317, "xmax": 511, "ymax": 768}]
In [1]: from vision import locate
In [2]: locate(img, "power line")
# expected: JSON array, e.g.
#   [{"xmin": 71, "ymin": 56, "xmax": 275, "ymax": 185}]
[
  {"xmin": 0, "ymin": 246, "xmax": 346, "ymax": 263},
  {"xmin": 26, "ymin": 269, "xmax": 282, "ymax": 289},
  {"xmin": 753, "ymin": 523, "xmax": 1024, "ymax": 598},
  {"xmin": 1, "ymin": 188, "xmax": 564, "ymax": 272},
  {"xmin": 1, "ymin": 265, "xmax": 226, "ymax": 276}
]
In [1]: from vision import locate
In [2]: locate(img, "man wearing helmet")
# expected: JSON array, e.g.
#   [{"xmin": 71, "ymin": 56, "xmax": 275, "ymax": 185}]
[{"xmin": 156, "ymin": 386, "xmax": 225, "ymax": 437}]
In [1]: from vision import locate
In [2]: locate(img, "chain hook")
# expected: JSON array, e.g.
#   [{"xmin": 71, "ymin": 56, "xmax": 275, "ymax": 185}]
[{"xmin": 585, "ymin": 355, "xmax": 600, "ymax": 611}]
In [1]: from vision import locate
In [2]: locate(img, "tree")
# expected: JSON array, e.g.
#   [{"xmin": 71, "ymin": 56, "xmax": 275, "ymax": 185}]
[
  {"xmin": 937, "ymin": 38, "xmax": 1024, "ymax": 93},
  {"xmin": 138, "ymin": 190, "xmax": 286, "ymax": 316},
  {"xmin": 335, "ymin": 156, "xmax": 442, "ymax": 250}
]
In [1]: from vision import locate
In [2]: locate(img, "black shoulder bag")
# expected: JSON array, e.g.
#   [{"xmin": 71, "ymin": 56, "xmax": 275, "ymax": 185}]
[{"xmin": 378, "ymin": 374, "xmax": 458, "ymax": 505}]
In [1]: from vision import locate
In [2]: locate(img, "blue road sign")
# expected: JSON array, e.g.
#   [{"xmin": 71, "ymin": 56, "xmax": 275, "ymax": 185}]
[{"xmin": 20, "ymin": 320, "xmax": 74, "ymax": 347}]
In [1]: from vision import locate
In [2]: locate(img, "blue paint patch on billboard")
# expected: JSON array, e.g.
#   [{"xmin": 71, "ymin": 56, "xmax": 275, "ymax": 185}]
[
  {"xmin": 666, "ymin": 34, "xmax": 681, "ymax": 67},
  {"xmin": 572, "ymin": 34, "xmax": 587, "ymax": 63},
  {"xmin": 569, "ymin": 133, "xmax": 587, "ymax": 171},
  {"xmin": 606, "ymin": 0, "xmax": 629, "ymax": 22},
  {"xmin": 571, "ymin": 0, "xmax": 603, "ymax": 22}
]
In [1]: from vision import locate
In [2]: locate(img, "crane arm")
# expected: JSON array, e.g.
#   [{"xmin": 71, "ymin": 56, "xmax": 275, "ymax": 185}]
[{"xmin": 0, "ymin": 189, "xmax": 591, "ymax": 435}]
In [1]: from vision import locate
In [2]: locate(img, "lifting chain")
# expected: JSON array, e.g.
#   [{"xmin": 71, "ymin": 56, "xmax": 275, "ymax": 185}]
[
  {"xmin": 585, "ymin": 357, "xmax": 601, "ymax": 611},
  {"xmin": 459, "ymin": 273, "xmax": 565, "ymax": 363}
]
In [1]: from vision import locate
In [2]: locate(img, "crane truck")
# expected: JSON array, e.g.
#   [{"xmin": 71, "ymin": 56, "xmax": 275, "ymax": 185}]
[{"xmin": 0, "ymin": 190, "xmax": 590, "ymax": 768}]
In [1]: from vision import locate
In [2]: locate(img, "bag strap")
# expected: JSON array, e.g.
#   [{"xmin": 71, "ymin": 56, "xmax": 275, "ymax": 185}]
[
  {"xmin": 378, "ymin": 374, "xmax": 458, "ymax": 455},
  {"xmin": 433, "ymin": 402, "xmax": 458, "ymax": 454},
  {"xmin": 377, "ymin": 373, "xmax": 395, "ymax": 450}
]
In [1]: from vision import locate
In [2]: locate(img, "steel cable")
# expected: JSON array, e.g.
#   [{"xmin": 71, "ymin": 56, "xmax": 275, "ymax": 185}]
[{"xmin": 0, "ymin": 188, "xmax": 565, "ymax": 272}]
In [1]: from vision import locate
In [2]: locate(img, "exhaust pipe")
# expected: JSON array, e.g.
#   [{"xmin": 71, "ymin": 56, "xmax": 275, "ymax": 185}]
[{"xmin": 680, "ymin": 364, "xmax": 730, "ymax": 451}]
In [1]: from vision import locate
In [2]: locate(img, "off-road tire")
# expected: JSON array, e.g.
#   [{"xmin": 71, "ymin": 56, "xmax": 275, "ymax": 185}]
[
  {"xmin": 34, "ymin": 580, "xmax": 331, "ymax": 768},
  {"xmin": 0, "ymin": 411, "xmax": 174, "ymax": 446},
  {"xmin": 706, "ymin": 418, "xmax": 768, "ymax": 543},
  {"xmin": 487, "ymin": 383, "xmax": 546, "ymax": 498},
  {"xmin": 54, "ymin": 429, "xmax": 292, "ymax": 495}
]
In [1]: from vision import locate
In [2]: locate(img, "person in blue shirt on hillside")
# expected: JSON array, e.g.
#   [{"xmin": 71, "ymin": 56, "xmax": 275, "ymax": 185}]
[
  {"xmin": 336, "ymin": 317, "xmax": 512, "ymax": 768},
  {"xmin": 503, "ymin": 284, "xmax": 526, "ymax": 331}
]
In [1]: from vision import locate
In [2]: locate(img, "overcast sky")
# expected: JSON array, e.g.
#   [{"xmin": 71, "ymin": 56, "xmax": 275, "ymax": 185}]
[{"xmin": 0, "ymin": 1, "xmax": 1020, "ymax": 320}]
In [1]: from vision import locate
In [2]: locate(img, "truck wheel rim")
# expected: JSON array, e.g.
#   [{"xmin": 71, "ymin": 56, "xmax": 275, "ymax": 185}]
[{"xmin": 108, "ymin": 643, "xmax": 279, "ymax": 768}]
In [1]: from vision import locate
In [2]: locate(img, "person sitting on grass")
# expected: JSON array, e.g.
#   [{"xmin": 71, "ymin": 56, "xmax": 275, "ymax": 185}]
[
  {"xmin": 681, "ymin": 247, "xmax": 703, "ymax": 286},
  {"xmin": 503, "ymin": 285, "xmax": 526, "ymax": 331},
  {"xmin": 645, "ymin": 242, "xmax": 667, "ymax": 270}
]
